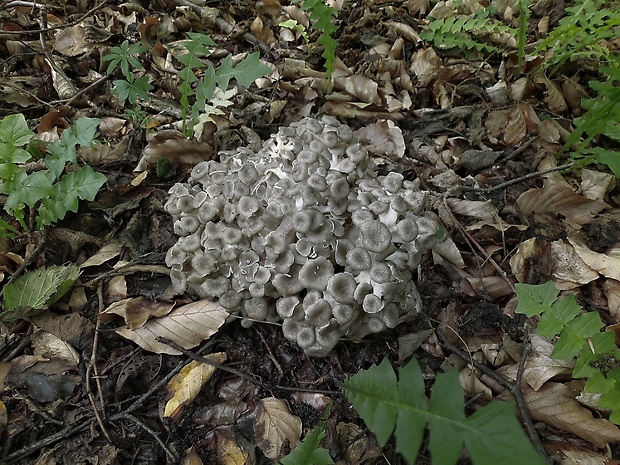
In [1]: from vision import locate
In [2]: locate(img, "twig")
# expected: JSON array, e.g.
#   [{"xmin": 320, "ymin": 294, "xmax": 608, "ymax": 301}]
[
  {"xmin": 113, "ymin": 413, "xmax": 177, "ymax": 462},
  {"xmin": 85, "ymin": 283, "xmax": 112, "ymax": 442},
  {"xmin": 2, "ymin": 1, "xmax": 110, "ymax": 35},
  {"xmin": 436, "ymin": 330, "xmax": 551, "ymax": 465},
  {"xmin": 157, "ymin": 336, "xmax": 266, "ymax": 388}
]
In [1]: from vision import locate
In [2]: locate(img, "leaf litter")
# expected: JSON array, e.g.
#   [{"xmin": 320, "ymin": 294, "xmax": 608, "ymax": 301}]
[{"xmin": 0, "ymin": 0, "xmax": 619, "ymax": 464}]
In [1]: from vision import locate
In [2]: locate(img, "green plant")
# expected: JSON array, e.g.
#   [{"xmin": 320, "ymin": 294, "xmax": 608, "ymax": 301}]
[
  {"xmin": 279, "ymin": 404, "xmax": 333, "ymax": 465},
  {"xmin": 1, "ymin": 264, "xmax": 80, "ymax": 322},
  {"xmin": 420, "ymin": 7, "xmax": 518, "ymax": 57},
  {"xmin": 0, "ymin": 114, "xmax": 107, "ymax": 235},
  {"xmin": 294, "ymin": 0, "xmax": 339, "ymax": 90},
  {"xmin": 340, "ymin": 358, "xmax": 546, "ymax": 465},
  {"xmin": 102, "ymin": 40, "xmax": 153, "ymax": 106},
  {"xmin": 563, "ymin": 61, "xmax": 620, "ymax": 176},
  {"xmin": 515, "ymin": 281, "xmax": 620, "ymax": 423},
  {"xmin": 534, "ymin": 0, "xmax": 620, "ymax": 77},
  {"xmin": 516, "ymin": 0, "xmax": 531, "ymax": 74}
]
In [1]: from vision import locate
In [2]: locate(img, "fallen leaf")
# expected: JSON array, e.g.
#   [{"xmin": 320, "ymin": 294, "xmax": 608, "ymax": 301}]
[
  {"xmin": 215, "ymin": 427, "xmax": 252, "ymax": 465},
  {"xmin": 569, "ymin": 234, "xmax": 620, "ymax": 281},
  {"xmin": 524, "ymin": 382, "xmax": 620, "ymax": 448},
  {"xmin": 254, "ymin": 397, "xmax": 302, "ymax": 460},
  {"xmin": 115, "ymin": 300, "xmax": 228, "ymax": 355},
  {"xmin": 164, "ymin": 353, "xmax": 227, "ymax": 420},
  {"xmin": 355, "ymin": 119, "xmax": 405, "ymax": 157}
]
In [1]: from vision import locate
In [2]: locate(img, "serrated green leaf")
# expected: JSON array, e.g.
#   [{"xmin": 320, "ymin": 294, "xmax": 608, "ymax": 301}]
[
  {"xmin": 0, "ymin": 113, "xmax": 34, "ymax": 148},
  {"xmin": 279, "ymin": 425, "xmax": 333, "ymax": 465},
  {"xmin": 5, "ymin": 171, "xmax": 54, "ymax": 211},
  {"xmin": 573, "ymin": 332, "xmax": 618, "ymax": 378},
  {"xmin": 342, "ymin": 358, "xmax": 399, "ymax": 446},
  {"xmin": 46, "ymin": 117, "xmax": 101, "ymax": 178},
  {"xmin": 515, "ymin": 282, "xmax": 559, "ymax": 317},
  {"xmin": 537, "ymin": 294, "xmax": 582, "ymax": 338},
  {"xmin": 341, "ymin": 359, "xmax": 546, "ymax": 465},
  {"xmin": 551, "ymin": 312, "xmax": 604, "ymax": 361},
  {"xmin": 228, "ymin": 52, "xmax": 272, "ymax": 88},
  {"xmin": 3, "ymin": 264, "xmax": 81, "ymax": 316},
  {"xmin": 37, "ymin": 165, "xmax": 106, "ymax": 228}
]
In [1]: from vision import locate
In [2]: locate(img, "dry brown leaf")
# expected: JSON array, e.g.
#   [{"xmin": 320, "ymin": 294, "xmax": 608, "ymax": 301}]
[
  {"xmin": 460, "ymin": 276, "xmax": 515, "ymax": 300},
  {"xmin": 30, "ymin": 313, "xmax": 94, "ymax": 348},
  {"xmin": 581, "ymin": 169, "xmax": 615, "ymax": 201},
  {"xmin": 410, "ymin": 48, "xmax": 442, "ymax": 86},
  {"xmin": 534, "ymin": 74, "xmax": 568, "ymax": 114},
  {"xmin": 497, "ymin": 335, "xmax": 572, "ymax": 390},
  {"xmin": 80, "ymin": 241, "xmax": 123, "ymax": 268},
  {"xmin": 386, "ymin": 20, "xmax": 422, "ymax": 43},
  {"xmin": 603, "ymin": 279, "xmax": 620, "ymax": 322},
  {"xmin": 254, "ymin": 397, "xmax": 302, "ymax": 460},
  {"xmin": 337, "ymin": 422, "xmax": 382, "ymax": 463},
  {"xmin": 250, "ymin": 16, "xmax": 277, "ymax": 45},
  {"xmin": 215, "ymin": 428, "xmax": 252, "ymax": 465},
  {"xmin": 53, "ymin": 25, "xmax": 88, "ymax": 57},
  {"xmin": 333, "ymin": 75, "xmax": 381, "ymax": 105},
  {"xmin": 516, "ymin": 181, "xmax": 608, "ymax": 227},
  {"xmin": 164, "ymin": 353, "xmax": 227, "ymax": 420},
  {"xmin": 115, "ymin": 300, "xmax": 228, "ymax": 355},
  {"xmin": 547, "ymin": 442, "xmax": 611, "ymax": 465},
  {"xmin": 135, "ymin": 129, "xmax": 214, "ymax": 172},
  {"xmin": 432, "ymin": 237, "xmax": 465, "ymax": 269},
  {"xmin": 446, "ymin": 198, "xmax": 497, "ymax": 221},
  {"xmin": 104, "ymin": 297, "xmax": 175, "ymax": 329},
  {"xmin": 549, "ymin": 240, "xmax": 599, "ymax": 288},
  {"xmin": 355, "ymin": 120, "xmax": 405, "ymax": 157},
  {"xmin": 525, "ymin": 382, "xmax": 620, "ymax": 447},
  {"xmin": 31, "ymin": 330, "xmax": 80, "ymax": 367},
  {"xmin": 182, "ymin": 446, "xmax": 204, "ymax": 465},
  {"xmin": 504, "ymin": 106, "xmax": 527, "ymax": 146},
  {"xmin": 569, "ymin": 234, "xmax": 620, "ymax": 281}
]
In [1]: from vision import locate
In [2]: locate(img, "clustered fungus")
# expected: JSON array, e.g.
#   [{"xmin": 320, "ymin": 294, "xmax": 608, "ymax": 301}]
[{"xmin": 165, "ymin": 116, "xmax": 442, "ymax": 356}]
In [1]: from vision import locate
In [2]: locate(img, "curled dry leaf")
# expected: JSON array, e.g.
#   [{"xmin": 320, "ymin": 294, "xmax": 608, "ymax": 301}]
[
  {"xmin": 410, "ymin": 48, "xmax": 441, "ymax": 86},
  {"xmin": 135, "ymin": 129, "xmax": 214, "ymax": 172},
  {"xmin": 355, "ymin": 120, "xmax": 405, "ymax": 158},
  {"xmin": 581, "ymin": 169, "xmax": 615, "ymax": 201},
  {"xmin": 333, "ymin": 75, "xmax": 381, "ymax": 105},
  {"xmin": 115, "ymin": 300, "xmax": 228, "ymax": 355},
  {"xmin": 524, "ymin": 382, "xmax": 620, "ymax": 448},
  {"xmin": 104, "ymin": 296, "xmax": 175, "ymax": 329},
  {"xmin": 497, "ymin": 335, "xmax": 573, "ymax": 390},
  {"xmin": 568, "ymin": 234, "xmax": 620, "ymax": 282},
  {"xmin": 164, "ymin": 353, "xmax": 227, "ymax": 420},
  {"xmin": 517, "ymin": 181, "xmax": 608, "ymax": 227},
  {"xmin": 254, "ymin": 397, "xmax": 302, "ymax": 460},
  {"xmin": 603, "ymin": 279, "xmax": 620, "ymax": 322}
]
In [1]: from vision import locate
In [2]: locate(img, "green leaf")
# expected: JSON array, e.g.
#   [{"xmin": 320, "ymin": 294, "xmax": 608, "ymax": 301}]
[
  {"xmin": 573, "ymin": 332, "xmax": 618, "ymax": 378},
  {"xmin": 5, "ymin": 171, "xmax": 54, "ymax": 211},
  {"xmin": 112, "ymin": 75, "xmax": 153, "ymax": 106},
  {"xmin": 552, "ymin": 312, "xmax": 605, "ymax": 361},
  {"xmin": 3, "ymin": 264, "xmax": 81, "ymax": 317},
  {"xmin": 341, "ymin": 359, "xmax": 546, "ymax": 465},
  {"xmin": 515, "ymin": 281, "xmax": 559, "ymax": 317},
  {"xmin": 102, "ymin": 40, "xmax": 148, "ymax": 77},
  {"xmin": 537, "ymin": 293, "xmax": 581, "ymax": 338},
  {"xmin": 0, "ymin": 113, "xmax": 34, "ymax": 148},
  {"xmin": 279, "ymin": 425, "xmax": 333, "ymax": 465},
  {"xmin": 37, "ymin": 165, "xmax": 107, "ymax": 228}
]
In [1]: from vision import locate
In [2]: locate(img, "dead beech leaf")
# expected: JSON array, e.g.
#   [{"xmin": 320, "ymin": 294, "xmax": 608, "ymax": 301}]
[
  {"xmin": 497, "ymin": 336, "xmax": 572, "ymax": 390},
  {"xmin": 446, "ymin": 198, "xmax": 497, "ymax": 221},
  {"xmin": 182, "ymin": 446, "xmax": 204, "ymax": 465},
  {"xmin": 333, "ymin": 75, "xmax": 381, "ymax": 105},
  {"xmin": 516, "ymin": 181, "xmax": 608, "ymax": 227},
  {"xmin": 115, "ymin": 300, "xmax": 228, "ymax": 355},
  {"xmin": 549, "ymin": 240, "xmax": 599, "ymax": 288},
  {"xmin": 534, "ymin": 74, "xmax": 568, "ymax": 114},
  {"xmin": 251, "ymin": 16, "xmax": 276, "ymax": 45},
  {"xmin": 568, "ymin": 234, "xmax": 620, "ymax": 281},
  {"xmin": 215, "ymin": 428, "xmax": 251, "ymax": 465},
  {"xmin": 503, "ymin": 106, "xmax": 527, "ymax": 146},
  {"xmin": 135, "ymin": 129, "xmax": 213, "ymax": 172},
  {"xmin": 254, "ymin": 397, "xmax": 302, "ymax": 460},
  {"xmin": 524, "ymin": 382, "xmax": 620, "ymax": 447},
  {"xmin": 410, "ymin": 47, "xmax": 441, "ymax": 86},
  {"xmin": 31, "ymin": 330, "xmax": 80, "ymax": 367},
  {"xmin": 355, "ymin": 119, "xmax": 405, "ymax": 157},
  {"xmin": 603, "ymin": 279, "xmax": 620, "ymax": 322},
  {"xmin": 337, "ymin": 422, "xmax": 382, "ymax": 463},
  {"xmin": 164, "ymin": 353, "xmax": 227, "ymax": 420},
  {"xmin": 581, "ymin": 169, "xmax": 615, "ymax": 201},
  {"xmin": 53, "ymin": 25, "xmax": 88, "ymax": 57},
  {"xmin": 104, "ymin": 297, "xmax": 175, "ymax": 329},
  {"xmin": 80, "ymin": 241, "xmax": 123, "ymax": 268}
]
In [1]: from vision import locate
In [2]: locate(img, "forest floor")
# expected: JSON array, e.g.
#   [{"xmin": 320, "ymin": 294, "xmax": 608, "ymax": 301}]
[{"xmin": 0, "ymin": 0, "xmax": 619, "ymax": 464}]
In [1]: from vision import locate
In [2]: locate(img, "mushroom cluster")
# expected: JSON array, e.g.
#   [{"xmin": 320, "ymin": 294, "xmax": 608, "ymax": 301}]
[{"xmin": 165, "ymin": 116, "xmax": 442, "ymax": 356}]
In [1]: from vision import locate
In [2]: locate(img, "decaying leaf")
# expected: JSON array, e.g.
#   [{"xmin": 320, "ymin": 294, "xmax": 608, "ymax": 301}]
[
  {"xmin": 355, "ymin": 120, "xmax": 405, "ymax": 158},
  {"xmin": 497, "ymin": 335, "xmax": 573, "ymax": 391},
  {"xmin": 164, "ymin": 353, "xmax": 227, "ymax": 420},
  {"xmin": 254, "ymin": 397, "xmax": 302, "ymax": 460},
  {"xmin": 569, "ymin": 234, "xmax": 620, "ymax": 282},
  {"xmin": 517, "ymin": 181, "xmax": 608, "ymax": 227},
  {"xmin": 135, "ymin": 129, "xmax": 214, "ymax": 172},
  {"xmin": 104, "ymin": 296, "xmax": 175, "ymax": 329},
  {"xmin": 524, "ymin": 382, "xmax": 620, "ymax": 448},
  {"xmin": 215, "ymin": 428, "xmax": 252, "ymax": 465},
  {"xmin": 115, "ymin": 300, "xmax": 228, "ymax": 355}
]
